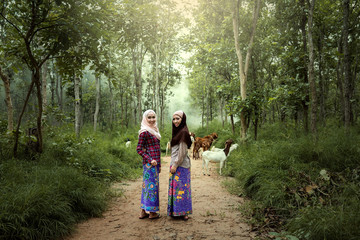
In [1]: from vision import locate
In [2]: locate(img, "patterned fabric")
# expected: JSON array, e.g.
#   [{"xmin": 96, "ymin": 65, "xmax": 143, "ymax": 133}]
[
  {"xmin": 141, "ymin": 163, "xmax": 160, "ymax": 212},
  {"xmin": 137, "ymin": 131, "xmax": 161, "ymax": 168},
  {"xmin": 167, "ymin": 166, "xmax": 192, "ymax": 216}
]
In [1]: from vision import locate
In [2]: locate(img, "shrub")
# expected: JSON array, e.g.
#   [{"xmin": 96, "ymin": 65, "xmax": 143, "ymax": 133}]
[
  {"xmin": 223, "ymin": 124, "xmax": 360, "ymax": 239},
  {"xmin": 0, "ymin": 160, "xmax": 107, "ymax": 240},
  {"xmin": 0, "ymin": 125, "xmax": 142, "ymax": 240}
]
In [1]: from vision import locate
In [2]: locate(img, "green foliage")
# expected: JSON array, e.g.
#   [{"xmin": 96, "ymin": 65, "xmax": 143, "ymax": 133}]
[
  {"xmin": 224, "ymin": 123, "xmax": 360, "ymax": 239},
  {"xmin": 0, "ymin": 125, "xmax": 142, "ymax": 240},
  {"xmin": 0, "ymin": 160, "xmax": 107, "ymax": 240},
  {"xmin": 44, "ymin": 126, "xmax": 142, "ymax": 181},
  {"xmin": 287, "ymin": 187, "xmax": 360, "ymax": 240},
  {"xmin": 0, "ymin": 120, "xmax": 13, "ymax": 160}
]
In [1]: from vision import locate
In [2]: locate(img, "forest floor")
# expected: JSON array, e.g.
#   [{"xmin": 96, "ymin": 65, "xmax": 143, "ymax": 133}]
[{"xmin": 66, "ymin": 155, "xmax": 253, "ymax": 240}]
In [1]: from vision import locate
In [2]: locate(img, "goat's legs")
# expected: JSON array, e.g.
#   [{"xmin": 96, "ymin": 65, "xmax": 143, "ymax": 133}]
[
  {"xmin": 202, "ymin": 159, "xmax": 210, "ymax": 176},
  {"xmin": 219, "ymin": 160, "xmax": 225, "ymax": 175},
  {"xmin": 205, "ymin": 161, "xmax": 210, "ymax": 176},
  {"xmin": 202, "ymin": 158, "xmax": 205, "ymax": 175}
]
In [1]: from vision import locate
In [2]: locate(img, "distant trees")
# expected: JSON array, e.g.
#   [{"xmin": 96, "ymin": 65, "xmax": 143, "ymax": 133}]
[
  {"xmin": 1, "ymin": 0, "xmax": 359, "ymax": 158},
  {"xmin": 187, "ymin": 0, "xmax": 360, "ymax": 139},
  {"xmin": 0, "ymin": 0, "xmax": 186, "ymax": 157}
]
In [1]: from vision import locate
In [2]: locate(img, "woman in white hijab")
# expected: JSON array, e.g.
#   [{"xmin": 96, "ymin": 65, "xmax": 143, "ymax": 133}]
[{"xmin": 136, "ymin": 110, "xmax": 161, "ymax": 219}]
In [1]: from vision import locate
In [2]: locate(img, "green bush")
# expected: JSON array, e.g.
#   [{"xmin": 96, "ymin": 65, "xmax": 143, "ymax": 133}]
[
  {"xmin": 288, "ymin": 183, "xmax": 360, "ymax": 240},
  {"xmin": 0, "ymin": 160, "xmax": 107, "ymax": 240},
  {"xmin": 223, "ymin": 124, "xmax": 360, "ymax": 239},
  {"xmin": 0, "ymin": 125, "xmax": 143, "ymax": 240}
]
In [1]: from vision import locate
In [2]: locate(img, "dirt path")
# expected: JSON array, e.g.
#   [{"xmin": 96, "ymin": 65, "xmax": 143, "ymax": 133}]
[{"xmin": 67, "ymin": 155, "xmax": 252, "ymax": 240}]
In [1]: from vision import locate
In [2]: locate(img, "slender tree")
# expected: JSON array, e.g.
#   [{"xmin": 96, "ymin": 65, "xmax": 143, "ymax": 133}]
[
  {"xmin": 232, "ymin": 0, "xmax": 261, "ymax": 139},
  {"xmin": 342, "ymin": 0, "xmax": 351, "ymax": 129},
  {"xmin": 93, "ymin": 75, "xmax": 100, "ymax": 132},
  {"xmin": 0, "ymin": 66, "xmax": 13, "ymax": 131},
  {"xmin": 308, "ymin": 0, "xmax": 317, "ymax": 134}
]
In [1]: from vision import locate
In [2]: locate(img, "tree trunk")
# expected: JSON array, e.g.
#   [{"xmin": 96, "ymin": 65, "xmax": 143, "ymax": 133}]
[
  {"xmin": 300, "ymin": 0, "xmax": 309, "ymax": 132},
  {"xmin": 132, "ymin": 45, "xmax": 147, "ymax": 124},
  {"xmin": 232, "ymin": 0, "xmax": 261, "ymax": 139},
  {"xmin": 0, "ymin": 66, "xmax": 14, "ymax": 132},
  {"xmin": 55, "ymin": 73, "xmax": 63, "ymax": 110},
  {"xmin": 220, "ymin": 98, "xmax": 224, "ymax": 128},
  {"xmin": 94, "ymin": 75, "xmax": 100, "ymax": 132},
  {"xmin": 342, "ymin": 0, "xmax": 351, "ymax": 129},
  {"xmin": 132, "ymin": 49, "xmax": 139, "ymax": 124},
  {"xmin": 336, "ymin": 33, "xmax": 345, "ymax": 119},
  {"xmin": 13, "ymin": 76, "xmax": 36, "ymax": 156},
  {"xmin": 201, "ymin": 96, "xmax": 205, "ymax": 128},
  {"xmin": 308, "ymin": 0, "xmax": 317, "ymax": 134},
  {"xmin": 154, "ymin": 43, "xmax": 161, "ymax": 118},
  {"xmin": 254, "ymin": 115, "xmax": 258, "ymax": 141},
  {"xmin": 74, "ymin": 76, "xmax": 81, "ymax": 138},
  {"xmin": 230, "ymin": 112, "xmax": 235, "ymax": 135},
  {"xmin": 206, "ymin": 75, "xmax": 209, "ymax": 130},
  {"xmin": 317, "ymin": 26, "xmax": 325, "ymax": 125},
  {"xmin": 42, "ymin": 61, "xmax": 48, "ymax": 110},
  {"xmin": 108, "ymin": 78, "xmax": 114, "ymax": 130},
  {"xmin": 34, "ymin": 69, "xmax": 43, "ymax": 153},
  {"xmin": 352, "ymin": 52, "xmax": 358, "ymax": 122},
  {"xmin": 119, "ymin": 80, "xmax": 124, "ymax": 123},
  {"xmin": 50, "ymin": 69, "xmax": 55, "ymax": 107}
]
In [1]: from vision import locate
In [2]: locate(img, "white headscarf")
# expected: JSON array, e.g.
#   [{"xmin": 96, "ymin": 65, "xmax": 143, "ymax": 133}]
[
  {"xmin": 138, "ymin": 109, "xmax": 161, "ymax": 140},
  {"xmin": 173, "ymin": 110, "xmax": 184, "ymax": 119}
]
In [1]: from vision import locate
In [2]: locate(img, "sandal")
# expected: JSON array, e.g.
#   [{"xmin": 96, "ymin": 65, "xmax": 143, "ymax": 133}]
[
  {"xmin": 139, "ymin": 211, "xmax": 149, "ymax": 219},
  {"xmin": 183, "ymin": 215, "xmax": 189, "ymax": 221},
  {"xmin": 149, "ymin": 213, "xmax": 161, "ymax": 219}
]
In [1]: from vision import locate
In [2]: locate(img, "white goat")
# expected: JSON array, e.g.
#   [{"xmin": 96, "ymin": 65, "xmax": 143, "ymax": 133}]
[
  {"xmin": 202, "ymin": 140, "xmax": 237, "ymax": 176},
  {"xmin": 125, "ymin": 140, "xmax": 131, "ymax": 148}
]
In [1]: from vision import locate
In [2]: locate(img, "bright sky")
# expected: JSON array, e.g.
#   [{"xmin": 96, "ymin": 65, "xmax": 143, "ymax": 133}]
[{"xmin": 166, "ymin": 0, "xmax": 202, "ymax": 129}]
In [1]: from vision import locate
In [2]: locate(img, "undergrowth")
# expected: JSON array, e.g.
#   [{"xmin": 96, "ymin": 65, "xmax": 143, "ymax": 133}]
[
  {"xmin": 222, "ymin": 123, "xmax": 360, "ymax": 240},
  {"xmin": 0, "ymin": 124, "xmax": 142, "ymax": 240}
]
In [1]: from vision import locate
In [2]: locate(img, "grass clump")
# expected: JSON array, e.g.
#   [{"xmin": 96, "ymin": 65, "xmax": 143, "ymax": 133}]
[
  {"xmin": 0, "ymin": 160, "xmax": 107, "ymax": 240},
  {"xmin": 0, "ymin": 125, "xmax": 142, "ymax": 240},
  {"xmin": 223, "ymin": 123, "xmax": 360, "ymax": 239}
]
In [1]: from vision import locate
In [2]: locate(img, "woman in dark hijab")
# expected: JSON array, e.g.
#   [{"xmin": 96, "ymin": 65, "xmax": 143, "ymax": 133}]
[{"xmin": 167, "ymin": 110, "xmax": 192, "ymax": 220}]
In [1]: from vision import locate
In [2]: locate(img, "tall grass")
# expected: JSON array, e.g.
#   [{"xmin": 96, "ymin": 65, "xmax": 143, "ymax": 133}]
[
  {"xmin": 0, "ymin": 160, "xmax": 107, "ymax": 239},
  {"xmin": 222, "ymin": 123, "xmax": 360, "ymax": 239},
  {"xmin": 0, "ymin": 124, "xmax": 142, "ymax": 240}
]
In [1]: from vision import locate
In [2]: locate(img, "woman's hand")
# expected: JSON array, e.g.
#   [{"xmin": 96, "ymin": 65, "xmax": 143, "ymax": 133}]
[
  {"xmin": 151, "ymin": 160, "xmax": 157, "ymax": 166},
  {"xmin": 170, "ymin": 166, "xmax": 177, "ymax": 174}
]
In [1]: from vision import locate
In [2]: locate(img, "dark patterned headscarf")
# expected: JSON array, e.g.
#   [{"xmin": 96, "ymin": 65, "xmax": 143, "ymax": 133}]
[{"xmin": 171, "ymin": 111, "xmax": 192, "ymax": 149}]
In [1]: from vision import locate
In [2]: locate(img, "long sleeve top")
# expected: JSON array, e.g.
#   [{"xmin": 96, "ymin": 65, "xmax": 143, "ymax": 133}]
[
  {"xmin": 170, "ymin": 141, "xmax": 191, "ymax": 169},
  {"xmin": 136, "ymin": 131, "xmax": 161, "ymax": 168}
]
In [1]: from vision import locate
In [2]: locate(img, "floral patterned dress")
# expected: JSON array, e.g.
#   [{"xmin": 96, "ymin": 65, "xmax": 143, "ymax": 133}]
[
  {"xmin": 137, "ymin": 131, "xmax": 161, "ymax": 212},
  {"xmin": 167, "ymin": 167, "xmax": 192, "ymax": 216},
  {"xmin": 167, "ymin": 142, "xmax": 192, "ymax": 216}
]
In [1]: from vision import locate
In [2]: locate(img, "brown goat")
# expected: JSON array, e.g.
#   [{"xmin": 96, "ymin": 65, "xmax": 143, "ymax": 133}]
[{"xmin": 192, "ymin": 132, "xmax": 218, "ymax": 159}]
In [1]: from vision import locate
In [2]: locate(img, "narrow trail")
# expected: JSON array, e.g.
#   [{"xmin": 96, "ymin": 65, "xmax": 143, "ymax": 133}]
[{"xmin": 66, "ymin": 154, "xmax": 253, "ymax": 240}]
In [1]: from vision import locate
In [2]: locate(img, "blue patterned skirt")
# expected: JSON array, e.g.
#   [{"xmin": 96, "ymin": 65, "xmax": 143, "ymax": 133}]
[
  {"xmin": 167, "ymin": 166, "xmax": 192, "ymax": 216},
  {"xmin": 141, "ymin": 163, "xmax": 159, "ymax": 212}
]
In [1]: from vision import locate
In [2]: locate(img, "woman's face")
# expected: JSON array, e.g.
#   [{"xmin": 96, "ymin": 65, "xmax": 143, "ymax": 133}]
[
  {"xmin": 172, "ymin": 115, "xmax": 182, "ymax": 127},
  {"xmin": 147, "ymin": 112, "xmax": 156, "ymax": 125}
]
